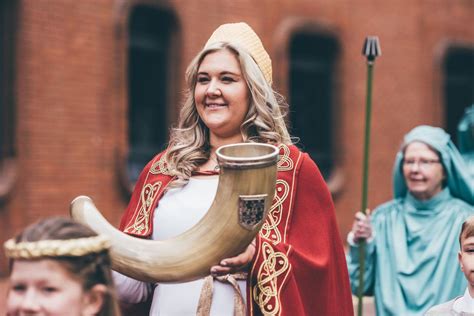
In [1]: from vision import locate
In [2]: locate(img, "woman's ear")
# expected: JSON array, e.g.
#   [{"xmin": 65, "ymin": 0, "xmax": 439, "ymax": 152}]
[{"xmin": 82, "ymin": 284, "xmax": 107, "ymax": 316}]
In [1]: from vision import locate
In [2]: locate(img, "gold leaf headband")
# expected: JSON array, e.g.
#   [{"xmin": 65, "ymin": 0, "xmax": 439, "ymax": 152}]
[
  {"xmin": 4, "ymin": 235, "xmax": 111, "ymax": 259},
  {"xmin": 205, "ymin": 22, "xmax": 272, "ymax": 85}
]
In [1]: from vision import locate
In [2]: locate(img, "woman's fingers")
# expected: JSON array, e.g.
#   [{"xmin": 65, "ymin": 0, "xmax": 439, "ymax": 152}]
[
  {"xmin": 354, "ymin": 228, "xmax": 371, "ymax": 239},
  {"xmin": 352, "ymin": 210, "xmax": 373, "ymax": 241},
  {"xmin": 209, "ymin": 242, "xmax": 256, "ymax": 276},
  {"xmin": 222, "ymin": 253, "xmax": 247, "ymax": 267},
  {"xmin": 354, "ymin": 211, "xmax": 370, "ymax": 222},
  {"xmin": 210, "ymin": 254, "xmax": 246, "ymax": 275},
  {"xmin": 210, "ymin": 264, "xmax": 232, "ymax": 275}
]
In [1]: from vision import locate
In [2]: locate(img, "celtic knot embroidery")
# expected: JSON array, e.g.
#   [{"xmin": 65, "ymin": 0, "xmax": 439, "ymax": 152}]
[
  {"xmin": 150, "ymin": 155, "xmax": 172, "ymax": 175},
  {"xmin": 260, "ymin": 180, "xmax": 289, "ymax": 245},
  {"xmin": 125, "ymin": 182, "xmax": 162, "ymax": 235},
  {"xmin": 253, "ymin": 242, "xmax": 290, "ymax": 316},
  {"xmin": 277, "ymin": 144, "xmax": 293, "ymax": 172}
]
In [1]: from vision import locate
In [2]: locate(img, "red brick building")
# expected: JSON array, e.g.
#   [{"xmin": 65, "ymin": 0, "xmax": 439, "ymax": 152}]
[{"xmin": 0, "ymin": 0, "xmax": 473, "ymax": 277}]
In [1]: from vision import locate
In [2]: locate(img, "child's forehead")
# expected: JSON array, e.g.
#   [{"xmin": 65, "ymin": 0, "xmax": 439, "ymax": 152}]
[{"xmin": 462, "ymin": 235, "xmax": 474, "ymax": 245}]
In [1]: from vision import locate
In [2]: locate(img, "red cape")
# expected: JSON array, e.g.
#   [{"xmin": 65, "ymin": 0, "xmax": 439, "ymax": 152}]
[{"xmin": 119, "ymin": 144, "xmax": 353, "ymax": 315}]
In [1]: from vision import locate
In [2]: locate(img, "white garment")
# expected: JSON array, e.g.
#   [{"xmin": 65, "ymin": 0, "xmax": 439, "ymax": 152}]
[
  {"xmin": 114, "ymin": 175, "xmax": 247, "ymax": 315},
  {"xmin": 425, "ymin": 288, "xmax": 474, "ymax": 315},
  {"xmin": 453, "ymin": 288, "xmax": 474, "ymax": 313}
]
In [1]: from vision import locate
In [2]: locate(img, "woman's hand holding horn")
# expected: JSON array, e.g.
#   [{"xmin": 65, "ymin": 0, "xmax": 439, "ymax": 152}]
[{"xmin": 210, "ymin": 239, "xmax": 256, "ymax": 276}]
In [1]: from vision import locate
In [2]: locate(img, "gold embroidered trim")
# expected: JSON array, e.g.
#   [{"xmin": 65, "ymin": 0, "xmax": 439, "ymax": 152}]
[
  {"xmin": 277, "ymin": 144, "xmax": 293, "ymax": 172},
  {"xmin": 253, "ymin": 242, "xmax": 290, "ymax": 316},
  {"xmin": 124, "ymin": 182, "xmax": 162, "ymax": 235},
  {"xmin": 260, "ymin": 180, "xmax": 289, "ymax": 245},
  {"xmin": 283, "ymin": 150, "xmax": 302, "ymax": 243},
  {"xmin": 150, "ymin": 155, "xmax": 172, "ymax": 175}
]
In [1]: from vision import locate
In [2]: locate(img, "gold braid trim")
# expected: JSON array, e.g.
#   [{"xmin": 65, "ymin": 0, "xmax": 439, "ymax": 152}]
[
  {"xmin": 277, "ymin": 144, "xmax": 293, "ymax": 172},
  {"xmin": 4, "ymin": 235, "xmax": 111, "ymax": 259},
  {"xmin": 124, "ymin": 181, "xmax": 162, "ymax": 235},
  {"xmin": 253, "ymin": 242, "xmax": 290, "ymax": 315},
  {"xmin": 150, "ymin": 154, "xmax": 172, "ymax": 175},
  {"xmin": 260, "ymin": 179, "xmax": 289, "ymax": 245}
]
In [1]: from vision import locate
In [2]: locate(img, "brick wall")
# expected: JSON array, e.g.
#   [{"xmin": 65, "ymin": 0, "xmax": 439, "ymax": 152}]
[
  {"xmin": 0, "ymin": 0, "xmax": 472, "ymax": 275},
  {"xmin": 0, "ymin": 0, "xmax": 127, "ymax": 273}
]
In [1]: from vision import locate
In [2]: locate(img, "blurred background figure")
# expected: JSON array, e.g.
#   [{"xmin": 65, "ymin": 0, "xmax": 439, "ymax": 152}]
[
  {"xmin": 347, "ymin": 125, "xmax": 474, "ymax": 315},
  {"xmin": 457, "ymin": 104, "xmax": 474, "ymax": 177}
]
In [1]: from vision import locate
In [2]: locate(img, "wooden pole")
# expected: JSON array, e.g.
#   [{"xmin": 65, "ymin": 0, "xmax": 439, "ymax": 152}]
[{"xmin": 357, "ymin": 36, "xmax": 381, "ymax": 316}]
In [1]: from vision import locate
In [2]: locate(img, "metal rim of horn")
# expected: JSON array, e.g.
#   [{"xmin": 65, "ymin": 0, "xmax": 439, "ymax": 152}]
[{"xmin": 70, "ymin": 143, "xmax": 279, "ymax": 283}]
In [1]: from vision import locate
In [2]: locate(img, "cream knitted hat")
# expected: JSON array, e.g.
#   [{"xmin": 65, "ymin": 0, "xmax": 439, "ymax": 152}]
[{"xmin": 205, "ymin": 22, "xmax": 272, "ymax": 84}]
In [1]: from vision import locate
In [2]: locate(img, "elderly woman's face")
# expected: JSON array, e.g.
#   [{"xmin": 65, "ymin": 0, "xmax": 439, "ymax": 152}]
[
  {"xmin": 194, "ymin": 49, "xmax": 250, "ymax": 144},
  {"xmin": 402, "ymin": 141, "xmax": 445, "ymax": 200}
]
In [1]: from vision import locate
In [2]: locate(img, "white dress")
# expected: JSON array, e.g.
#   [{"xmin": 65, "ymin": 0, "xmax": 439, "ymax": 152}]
[{"xmin": 114, "ymin": 175, "xmax": 247, "ymax": 316}]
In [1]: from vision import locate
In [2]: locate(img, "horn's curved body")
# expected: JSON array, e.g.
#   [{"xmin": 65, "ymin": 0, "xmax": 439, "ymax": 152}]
[{"xmin": 70, "ymin": 143, "xmax": 278, "ymax": 283}]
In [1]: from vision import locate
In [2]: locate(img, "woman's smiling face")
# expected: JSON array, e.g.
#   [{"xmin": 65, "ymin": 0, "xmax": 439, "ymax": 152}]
[{"xmin": 194, "ymin": 48, "xmax": 250, "ymax": 144}]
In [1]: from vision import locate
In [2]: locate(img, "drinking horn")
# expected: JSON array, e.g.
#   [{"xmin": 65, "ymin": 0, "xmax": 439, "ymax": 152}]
[{"xmin": 70, "ymin": 143, "xmax": 278, "ymax": 283}]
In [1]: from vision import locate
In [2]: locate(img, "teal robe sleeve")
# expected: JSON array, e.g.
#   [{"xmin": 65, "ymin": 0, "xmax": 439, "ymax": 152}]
[{"xmin": 347, "ymin": 237, "xmax": 376, "ymax": 296}]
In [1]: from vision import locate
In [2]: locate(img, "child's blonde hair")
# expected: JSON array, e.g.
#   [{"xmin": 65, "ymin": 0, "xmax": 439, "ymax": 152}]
[{"xmin": 459, "ymin": 215, "xmax": 474, "ymax": 248}]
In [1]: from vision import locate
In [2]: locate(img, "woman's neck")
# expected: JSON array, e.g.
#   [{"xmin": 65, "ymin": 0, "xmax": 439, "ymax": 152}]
[
  {"xmin": 199, "ymin": 134, "xmax": 244, "ymax": 172},
  {"xmin": 209, "ymin": 133, "xmax": 244, "ymax": 151},
  {"xmin": 409, "ymin": 185, "xmax": 443, "ymax": 201}
]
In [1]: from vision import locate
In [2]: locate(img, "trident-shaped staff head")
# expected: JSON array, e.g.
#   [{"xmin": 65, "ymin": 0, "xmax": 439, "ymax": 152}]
[{"xmin": 362, "ymin": 36, "xmax": 382, "ymax": 64}]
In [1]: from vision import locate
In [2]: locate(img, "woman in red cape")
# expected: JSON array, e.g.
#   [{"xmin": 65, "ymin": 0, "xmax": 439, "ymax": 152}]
[{"xmin": 116, "ymin": 22, "xmax": 353, "ymax": 316}]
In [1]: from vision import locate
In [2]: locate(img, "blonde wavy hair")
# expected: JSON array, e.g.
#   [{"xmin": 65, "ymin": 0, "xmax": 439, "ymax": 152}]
[{"xmin": 164, "ymin": 42, "xmax": 292, "ymax": 188}]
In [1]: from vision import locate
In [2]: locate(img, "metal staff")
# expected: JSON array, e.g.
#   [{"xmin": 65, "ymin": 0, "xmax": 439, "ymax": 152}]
[{"xmin": 357, "ymin": 36, "xmax": 381, "ymax": 316}]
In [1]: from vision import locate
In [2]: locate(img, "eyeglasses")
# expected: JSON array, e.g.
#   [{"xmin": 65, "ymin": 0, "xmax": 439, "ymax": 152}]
[{"xmin": 403, "ymin": 158, "xmax": 441, "ymax": 170}]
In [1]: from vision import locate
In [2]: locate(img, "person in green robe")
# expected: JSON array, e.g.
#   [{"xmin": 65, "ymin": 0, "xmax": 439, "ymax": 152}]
[
  {"xmin": 347, "ymin": 125, "xmax": 474, "ymax": 316},
  {"xmin": 458, "ymin": 105, "xmax": 474, "ymax": 178}
]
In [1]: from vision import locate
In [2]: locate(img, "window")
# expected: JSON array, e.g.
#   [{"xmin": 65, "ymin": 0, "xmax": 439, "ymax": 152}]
[
  {"xmin": 127, "ymin": 6, "xmax": 177, "ymax": 182},
  {"xmin": 443, "ymin": 46, "xmax": 474, "ymax": 145},
  {"xmin": 289, "ymin": 33, "xmax": 339, "ymax": 179},
  {"xmin": 0, "ymin": 0, "xmax": 17, "ymax": 199},
  {"xmin": 0, "ymin": 0, "xmax": 15, "ymax": 161}
]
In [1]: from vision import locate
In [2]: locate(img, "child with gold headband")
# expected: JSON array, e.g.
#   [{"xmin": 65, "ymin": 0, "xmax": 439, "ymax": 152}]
[{"xmin": 4, "ymin": 217, "xmax": 121, "ymax": 316}]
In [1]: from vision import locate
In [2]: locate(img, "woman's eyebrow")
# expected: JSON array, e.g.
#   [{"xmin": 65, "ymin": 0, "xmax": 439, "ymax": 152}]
[
  {"xmin": 220, "ymin": 71, "xmax": 240, "ymax": 76},
  {"xmin": 197, "ymin": 70, "xmax": 240, "ymax": 76}
]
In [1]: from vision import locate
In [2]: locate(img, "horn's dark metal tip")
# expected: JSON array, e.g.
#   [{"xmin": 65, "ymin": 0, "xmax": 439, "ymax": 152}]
[{"xmin": 362, "ymin": 36, "xmax": 381, "ymax": 61}]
